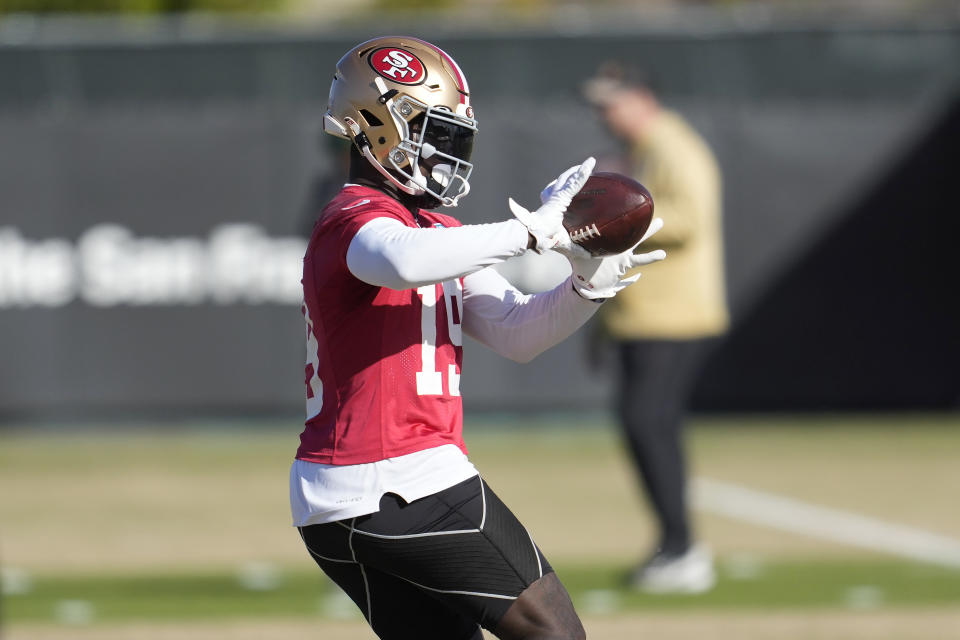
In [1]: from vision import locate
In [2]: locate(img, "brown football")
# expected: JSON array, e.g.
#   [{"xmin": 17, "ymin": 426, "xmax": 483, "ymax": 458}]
[{"xmin": 564, "ymin": 172, "xmax": 655, "ymax": 257}]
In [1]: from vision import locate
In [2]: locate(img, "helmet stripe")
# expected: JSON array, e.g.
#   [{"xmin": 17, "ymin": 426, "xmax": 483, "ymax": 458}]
[{"xmin": 408, "ymin": 37, "xmax": 469, "ymax": 104}]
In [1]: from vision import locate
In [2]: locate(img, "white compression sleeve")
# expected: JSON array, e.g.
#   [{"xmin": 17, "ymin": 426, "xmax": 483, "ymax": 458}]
[
  {"xmin": 461, "ymin": 267, "xmax": 601, "ymax": 363},
  {"xmin": 346, "ymin": 217, "xmax": 530, "ymax": 290}
]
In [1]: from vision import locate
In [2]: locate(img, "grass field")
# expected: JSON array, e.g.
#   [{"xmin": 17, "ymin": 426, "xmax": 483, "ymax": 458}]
[{"xmin": 2, "ymin": 413, "xmax": 960, "ymax": 639}]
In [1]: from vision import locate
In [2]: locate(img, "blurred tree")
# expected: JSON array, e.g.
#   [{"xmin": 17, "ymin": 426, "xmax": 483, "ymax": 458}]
[
  {"xmin": 0, "ymin": 0, "xmax": 285, "ymax": 13},
  {"xmin": 371, "ymin": 0, "xmax": 457, "ymax": 10}
]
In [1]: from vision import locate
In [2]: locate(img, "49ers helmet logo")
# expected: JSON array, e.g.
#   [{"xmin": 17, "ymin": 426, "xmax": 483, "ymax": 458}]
[{"xmin": 368, "ymin": 47, "xmax": 426, "ymax": 85}]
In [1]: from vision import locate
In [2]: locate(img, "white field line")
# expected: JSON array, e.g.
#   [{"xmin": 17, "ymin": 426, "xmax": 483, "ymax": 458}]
[{"xmin": 692, "ymin": 477, "xmax": 960, "ymax": 569}]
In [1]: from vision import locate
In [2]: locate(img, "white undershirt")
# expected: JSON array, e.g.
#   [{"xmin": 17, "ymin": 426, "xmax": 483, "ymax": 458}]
[
  {"xmin": 291, "ymin": 214, "xmax": 601, "ymax": 527},
  {"xmin": 290, "ymin": 445, "xmax": 479, "ymax": 527}
]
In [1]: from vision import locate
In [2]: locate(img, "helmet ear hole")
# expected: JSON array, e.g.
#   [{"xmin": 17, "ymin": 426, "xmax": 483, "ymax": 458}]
[{"xmin": 358, "ymin": 109, "xmax": 384, "ymax": 127}]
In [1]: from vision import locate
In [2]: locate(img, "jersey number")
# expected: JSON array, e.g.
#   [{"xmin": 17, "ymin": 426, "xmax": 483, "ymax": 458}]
[
  {"xmin": 416, "ymin": 280, "xmax": 462, "ymax": 396},
  {"xmin": 303, "ymin": 281, "xmax": 462, "ymax": 419},
  {"xmin": 303, "ymin": 303, "xmax": 324, "ymax": 420}
]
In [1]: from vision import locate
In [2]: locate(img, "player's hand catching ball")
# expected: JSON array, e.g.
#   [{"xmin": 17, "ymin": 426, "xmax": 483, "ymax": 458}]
[
  {"xmin": 538, "ymin": 163, "xmax": 584, "ymax": 206},
  {"xmin": 509, "ymin": 157, "xmax": 595, "ymax": 256},
  {"xmin": 568, "ymin": 217, "xmax": 666, "ymax": 300}
]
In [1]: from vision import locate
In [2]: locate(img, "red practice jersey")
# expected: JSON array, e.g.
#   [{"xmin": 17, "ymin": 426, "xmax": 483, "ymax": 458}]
[{"xmin": 296, "ymin": 185, "xmax": 466, "ymax": 465}]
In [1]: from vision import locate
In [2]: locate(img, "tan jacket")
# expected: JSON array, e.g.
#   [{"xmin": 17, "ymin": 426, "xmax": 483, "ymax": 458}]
[{"xmin": 600, "ymin": 110, "xmax": 730, "ymax": 340}]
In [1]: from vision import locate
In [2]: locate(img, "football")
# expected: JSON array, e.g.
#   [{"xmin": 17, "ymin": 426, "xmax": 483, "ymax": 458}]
[{"xmin": 564, "ymin": 172, "xmax": 655, "ymax": 257}]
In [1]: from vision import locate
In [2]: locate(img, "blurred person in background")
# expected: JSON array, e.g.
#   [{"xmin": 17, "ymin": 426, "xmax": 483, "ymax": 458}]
[
  {"xmin": 583, "ymin": 62, "xmax": 729, "ymax": 594},
  {"xmin": 291, "ymin": 37, "xmax": 665, "ymax": 640}
]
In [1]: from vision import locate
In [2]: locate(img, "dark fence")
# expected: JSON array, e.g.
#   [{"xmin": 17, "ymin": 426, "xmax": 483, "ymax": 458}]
[{"xmin": 1, "ymin": 21, "xmax": 958, "ymax": 419}]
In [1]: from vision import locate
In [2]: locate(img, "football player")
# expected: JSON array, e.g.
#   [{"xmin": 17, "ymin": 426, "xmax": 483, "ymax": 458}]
[{"xmin": 290, "ymin": 36, "xmax": 665, "ymax": 640}]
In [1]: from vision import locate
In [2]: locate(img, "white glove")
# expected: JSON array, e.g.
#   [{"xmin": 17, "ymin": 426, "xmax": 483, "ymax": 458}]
[
  {"xmin": 568, "ymin": 218, "xmax": 667, "ymax": 300},
  {"xmin": 509, "ymin": 157, "xmax": 595, "ymax": 255},
  {"xmin": 538, "ymin": 163, "xmax": 583, "ymax": 205}
]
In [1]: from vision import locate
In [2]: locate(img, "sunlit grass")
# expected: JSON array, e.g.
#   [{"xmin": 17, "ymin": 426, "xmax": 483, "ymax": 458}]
[{"xmin": 6, "ymin": 558, "xmax": 960, "ymax": 625}]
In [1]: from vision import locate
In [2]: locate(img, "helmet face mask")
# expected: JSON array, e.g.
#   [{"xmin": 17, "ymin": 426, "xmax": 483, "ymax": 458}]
[
  {"xmin": 391, "ymin": 98, "xmax": 476, "ymax": 206},
  {"xmin": 323, "ymin": 36, "xmax": 477, "ymax": 207}
]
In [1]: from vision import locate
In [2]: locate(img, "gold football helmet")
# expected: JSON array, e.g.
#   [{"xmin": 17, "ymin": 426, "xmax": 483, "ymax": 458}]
[{"xmin": 323, "ymin": 36, "xmax": 477, "ymax": 207}]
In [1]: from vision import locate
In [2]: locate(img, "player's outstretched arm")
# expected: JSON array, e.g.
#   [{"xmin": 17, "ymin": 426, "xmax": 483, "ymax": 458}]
[
  {"xmin": 345, "ymin": 157, "xmax": 596, "ymax": 291},
  {"xmin": 345, "ymin": 217, "xmax": 530, "ymax": 290}
]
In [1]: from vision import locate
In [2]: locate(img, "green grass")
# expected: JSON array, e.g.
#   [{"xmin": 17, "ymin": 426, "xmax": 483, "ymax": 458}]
[
  {"xmin": 5, "ymin": 571, "xmax": 328, "ymax": 623},
  {"xmin": 561, "ymin": 559, "xmax": 960, "ymax": 611},
  {"xmin": 6, "ymin": 559, "xmax": 960, "ymax": 625},
  {"xmin": 3, "ymin": 413, "xmax": 959, "ymax": 635}
]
